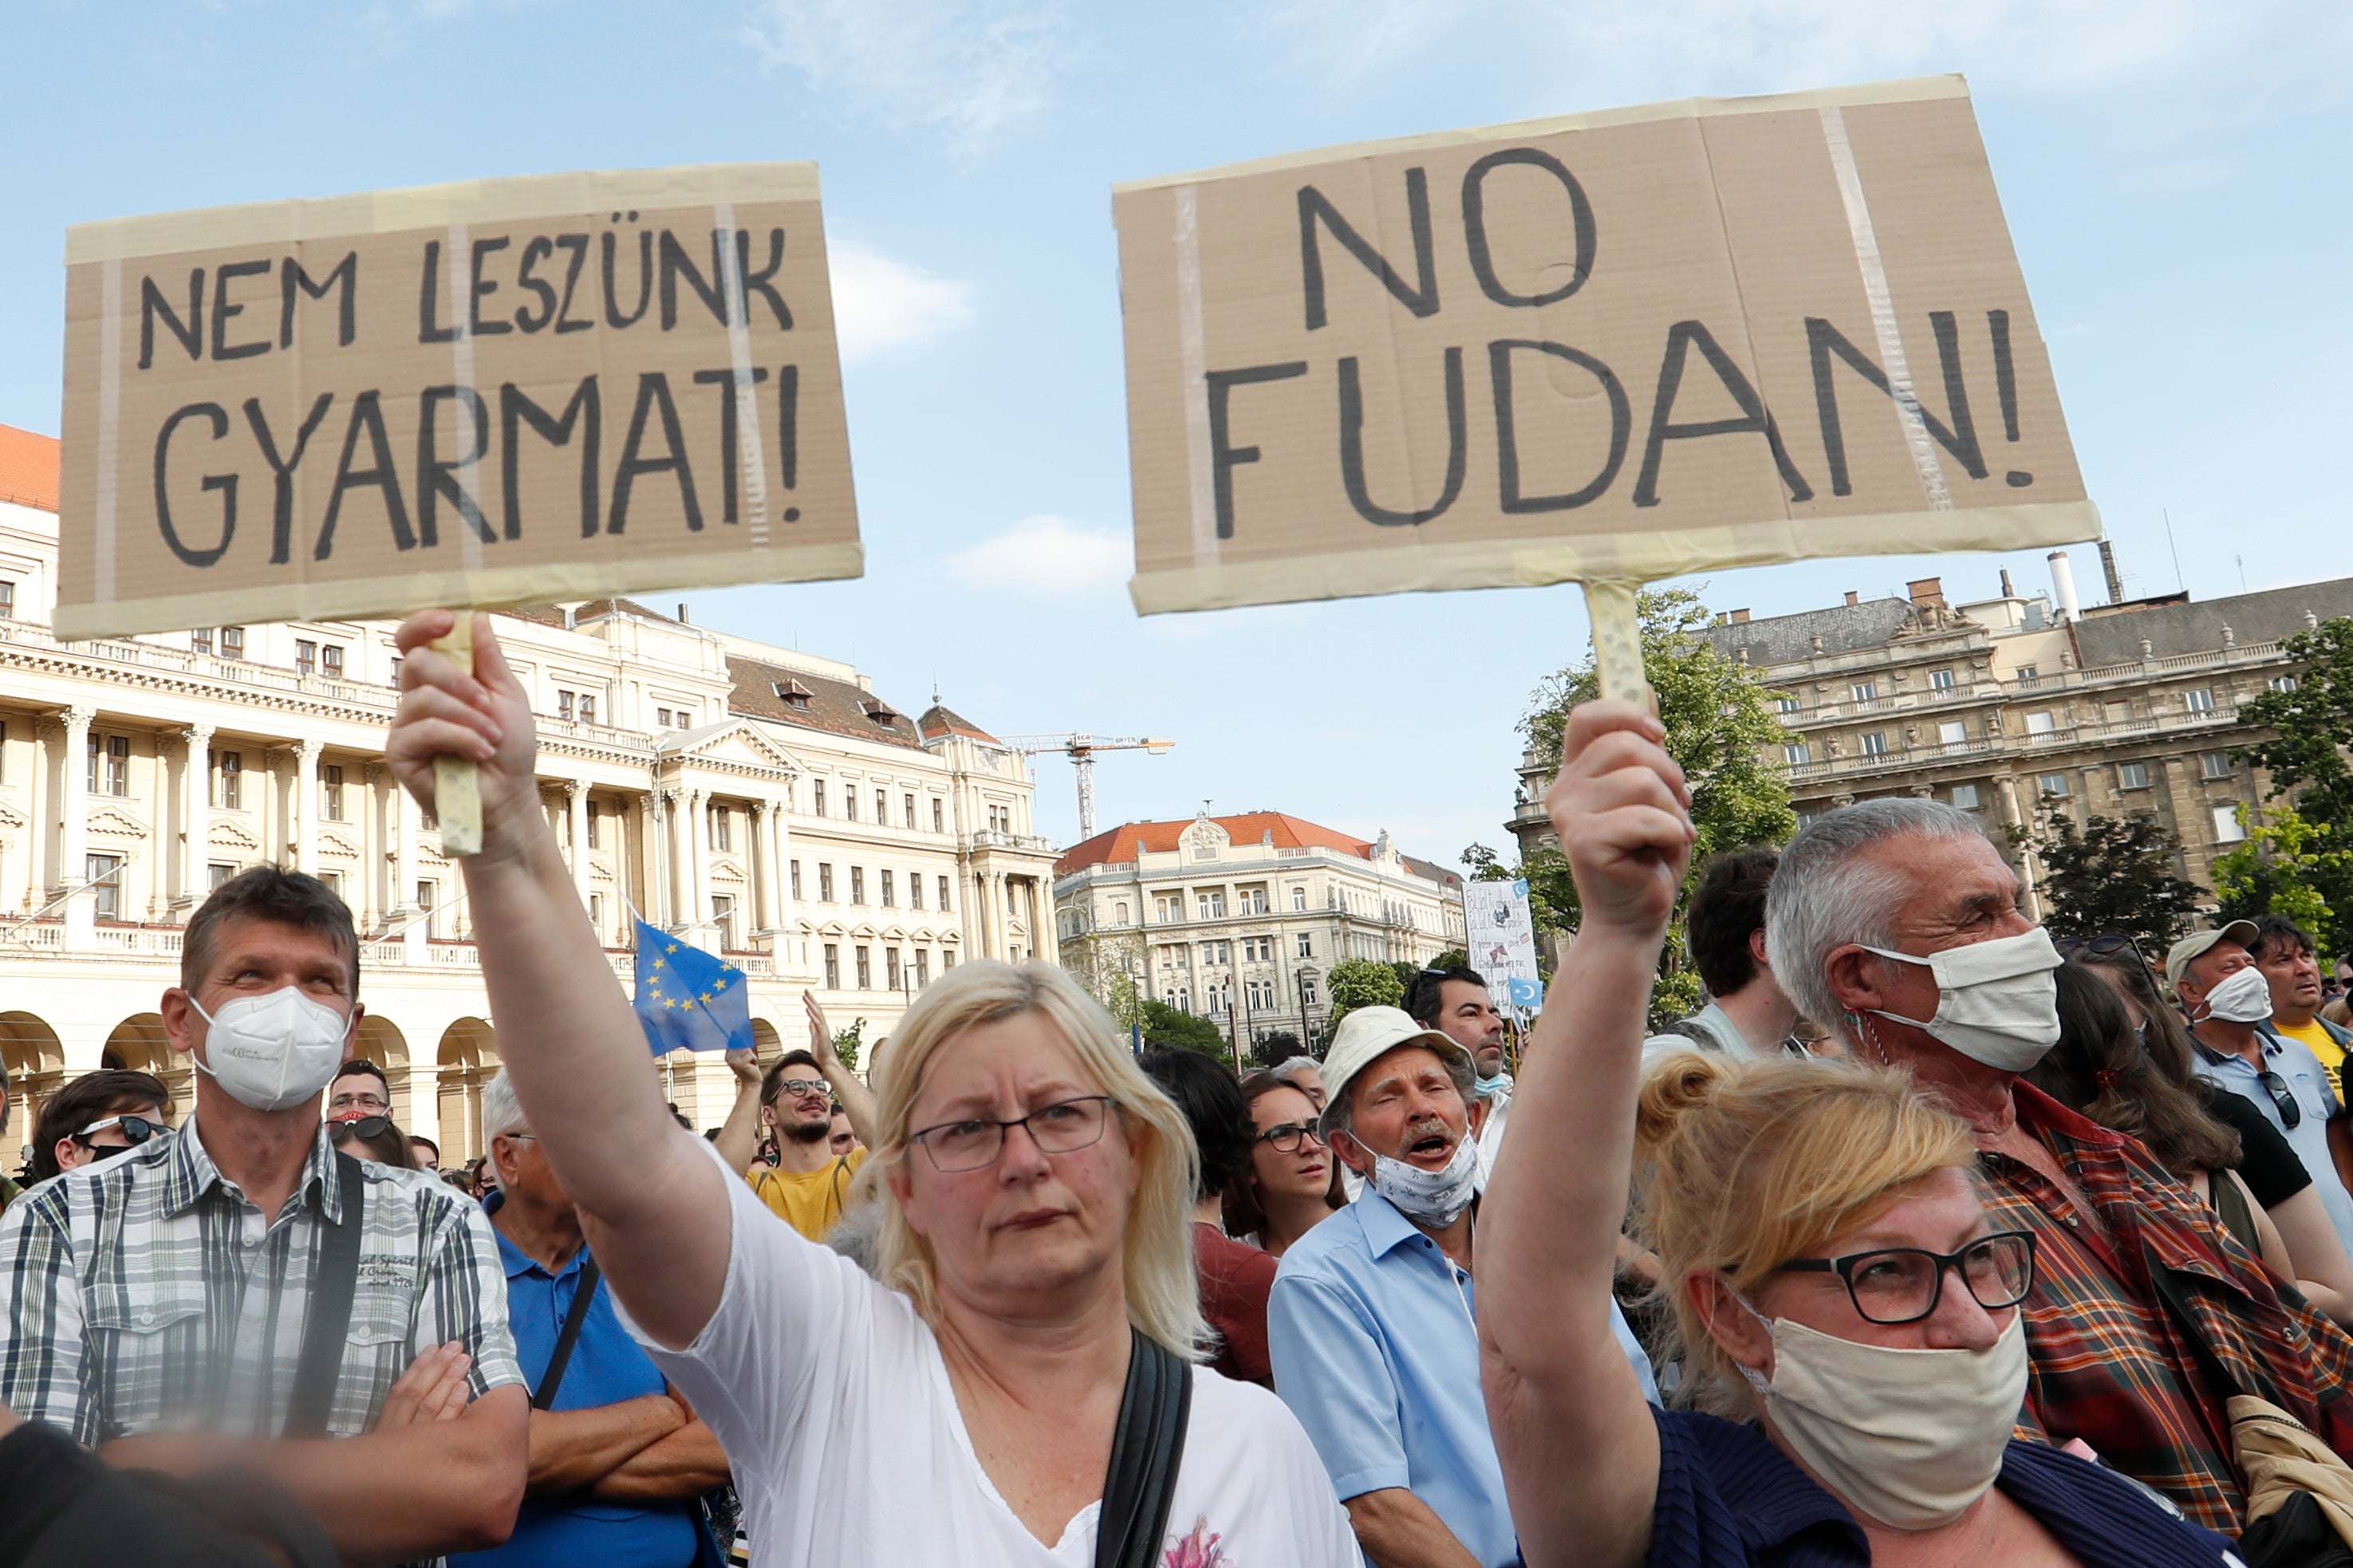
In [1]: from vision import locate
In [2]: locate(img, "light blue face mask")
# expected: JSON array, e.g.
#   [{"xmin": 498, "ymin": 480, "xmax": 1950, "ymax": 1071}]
[{"xmin": 1474, "ymin": 1070, "xmax": 1513, "ymax": 1099}]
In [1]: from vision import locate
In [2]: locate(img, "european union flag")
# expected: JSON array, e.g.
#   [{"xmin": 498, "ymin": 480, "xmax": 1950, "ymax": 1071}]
[{"xmin": 632, "ymin": 919, "xmax": 753, "ymax": 1056}]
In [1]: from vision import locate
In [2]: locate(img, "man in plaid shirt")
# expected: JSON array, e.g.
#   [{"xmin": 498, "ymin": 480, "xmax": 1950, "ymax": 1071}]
[
  {"xmin": 0, "ymin": 867, "xmax": 529, "ymax": 1562},
  {"xmin": 1768, "ymin": 798, "xmax": 2353, "ymax": 1535}
]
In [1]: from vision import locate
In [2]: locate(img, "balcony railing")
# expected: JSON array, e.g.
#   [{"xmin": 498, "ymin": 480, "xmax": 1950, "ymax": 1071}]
[
  {"xmin": 1785, "ymin": 705, "xmax": 2243, "ymax": 782},
  {"xmin": 1773, "ymin": 640, "xmax": 2285, "ymax": 726}
]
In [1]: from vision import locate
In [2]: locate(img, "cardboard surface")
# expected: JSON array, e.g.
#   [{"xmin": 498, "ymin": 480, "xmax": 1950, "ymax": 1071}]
[
  {"xmin": 57, "ymin": 163, "xmax": 858, "ymax": 639},
  {"xmin": 1113, "ymin": 76, "xmax": 2097, "ymax": 615}
]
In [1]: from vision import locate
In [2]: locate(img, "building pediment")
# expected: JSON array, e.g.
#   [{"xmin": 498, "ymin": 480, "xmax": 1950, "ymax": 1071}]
[
  {"xmin": 87, "ymin": 808, "xmax": 148, "ymax": 841},
  {"xmin": 0, "ymin": 799, "xmax": 25, "ymax": 829},
  {"xmin": 319, "ymin": 829, "xmax": 361, "ymax": 861},
  {"xmin": 210, "ymin": 820, "xmax": 262, "ymax": 853},
  {"xmin": 709, "ymin": 857, "xmax": 747, "ymax": 884},
  {"xmin": 660, "ymin": 720, "xmax": 798, "ymax": 779}
]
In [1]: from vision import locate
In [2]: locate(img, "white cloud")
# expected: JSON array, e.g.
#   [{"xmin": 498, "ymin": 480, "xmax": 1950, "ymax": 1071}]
[
  {"xmin": 944, "ymin": 514, "xmax": 1131, "ymax": 595},
  {"xmin": 1259, "ymin": 0, "xmax": 2339, "ymax": 98},
  {"xmin": 743, "ymin": 0, "xmax": 1072, "ymax": 150},
  {"xmin": 827, "ymin": 241, "xmax": 976, "ymax": 364}
]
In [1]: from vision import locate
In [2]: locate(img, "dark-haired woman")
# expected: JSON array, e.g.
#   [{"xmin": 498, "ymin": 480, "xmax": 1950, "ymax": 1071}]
[
  {"xmin": 1225, "ymin": 1070, "xmax": 1346, "ymax": 1260},
  {"xmin": 2029, "ymin": 961, "xmax": 2353, "ymax": 1323},
  {"xmin": 329, "ymin": 1112, "xmax": 420, "ymax": 1171}
]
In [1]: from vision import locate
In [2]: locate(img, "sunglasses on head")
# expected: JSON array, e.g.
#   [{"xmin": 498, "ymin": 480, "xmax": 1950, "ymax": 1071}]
[{"xmin": 75, "ymin": 1114, "xmax": 167, "ymax": 1146}]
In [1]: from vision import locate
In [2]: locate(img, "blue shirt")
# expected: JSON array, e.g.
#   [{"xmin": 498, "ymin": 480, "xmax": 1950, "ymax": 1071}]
[
  {"xmin": 2194, "ymin": 1029, "xmax": 2353, "ymax": 1254},
  {"xmin": 1643, "ymin": 1405, "xmax": 2236, "ymax": 1566},
  {"xmin": 1267, "ymin": 1190, "xmax": 1657, "ymax": 1568},
  {"xmin": 450, "ymin": 1195, "xmax": 704, "ymax": 1568}
]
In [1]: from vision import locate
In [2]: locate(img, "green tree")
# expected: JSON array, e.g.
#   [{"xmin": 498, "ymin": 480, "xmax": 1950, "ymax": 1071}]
[
  {"xmin": 1141, "ymin": 999, "xmax": 1228, "ymax": 1058},
  {"xmin": 2213, "ymin": 804, "xmax": 2353, "ymax": 956},
  {"xmin": 1327, "ymin": 958, "xmax": 1405, "ymax": 1025},
  {"xmin": 1460, "ymin": 845, "xmax": 1515, "ymax": 883},
  {"xmin": 2009, "ymin": 810, "xmax": 2202, "ymax": 951},
  {"xmin": 2236, "ymin": 618, "xmax": 2353, "ymax": 833},
  {"xmin": 1428, "ymin": 948, "xmax": 1469, "ymax": 973},
  {"xmin": 1517, "ymin": 586, "xmax": 1796, "ymax": 1024},
  {"xmin": 1061, "ymin": 932, "xmax": 1146, "ymax": 1033},
  {"xmin": 831, "ymin": 1017, "xmax": 865, "ymax": 1074}
]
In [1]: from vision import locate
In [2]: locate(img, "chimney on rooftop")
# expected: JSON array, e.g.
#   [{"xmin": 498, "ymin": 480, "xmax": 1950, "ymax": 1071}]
[
  {"xmin": 1999, "ymin": 568, "xmax": 2016, "ymax": 598},
  {"xmin": 1844, "ymin": 590, "xmax": 1859, "ymax": 607},
  {"xmin": 1730, "ymin": 608, "xmax": 1751, "ymax": 624},
  {"xmin": 2097, "ymin": 540, "xmax": 2126, "ymax": 605},
  {"xmin": 2048, "ymin": 552, "xmax": 2081, "ymax": 624},
  {"xmin": 676, "ymin": 602, "xmax": 690, "ymax": 624},
  {"xmin": 1907, "ymin": 577, "xmax": 1946, "ymax": 609}
]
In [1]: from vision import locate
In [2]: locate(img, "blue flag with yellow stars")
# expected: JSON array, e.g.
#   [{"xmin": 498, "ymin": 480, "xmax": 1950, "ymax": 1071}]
[{"xmin": 633, "ymin": 920, "xmax": 753, "ymax": 1055}]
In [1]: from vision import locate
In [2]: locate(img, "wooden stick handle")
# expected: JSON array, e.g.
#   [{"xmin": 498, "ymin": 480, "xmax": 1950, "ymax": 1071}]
[
  {"xmin": 430, "ymin": 615, "xmax": 483, "ymax": 857},
  {"xmin": 1583, "ymin": 579, "xmax": 1650, "ymax": 704}
]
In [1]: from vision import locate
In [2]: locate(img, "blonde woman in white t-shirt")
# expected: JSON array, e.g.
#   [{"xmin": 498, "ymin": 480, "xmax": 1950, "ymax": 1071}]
[{"xmin": 386, "ymin": 611, "xmax": 1362, "ymax": 1568}]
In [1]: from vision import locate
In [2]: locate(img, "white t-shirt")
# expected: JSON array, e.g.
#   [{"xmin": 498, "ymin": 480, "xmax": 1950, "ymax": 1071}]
[{"xmin": 621, "ymin": 1141, "xmax": 1365, "ymax": 1568}]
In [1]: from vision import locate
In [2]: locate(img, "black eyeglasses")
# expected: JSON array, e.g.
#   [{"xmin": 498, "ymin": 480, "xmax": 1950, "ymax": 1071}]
[
  {"xmin": 333, "ymin": 1115, "xmax": 393, "ymax": 1140},
  {"xmin": 908, "ymin": 1096, "xmax": 1116, "ymax": 1173},
  {"xmin": 1255, "ymin": 1121, "xmax": 1324, "ymax": 1153},
  {"xmin": 75, "ymin": 1114, "xmax": 168, "ymax": 1146},
  {"xmin": 2256, "ymin": 1070, "xmax": 2304, "ymax": 1130},
  {"xmin": 1778, "ymin": 1229, "xmax": 2036, "ymax": 1326}
]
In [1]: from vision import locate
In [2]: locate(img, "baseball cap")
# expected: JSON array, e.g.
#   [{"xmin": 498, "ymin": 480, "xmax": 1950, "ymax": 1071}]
[
  {"xmin": 2165, "ymin": 920, "xmax": 2260, "ymax": 987},
  {"xmin": 1318, "ymin": 1007, "xmax": 1473, "ymax": 1132}
]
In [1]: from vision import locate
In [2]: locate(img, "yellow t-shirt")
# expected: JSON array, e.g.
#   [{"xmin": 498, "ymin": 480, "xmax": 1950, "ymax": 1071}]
[
  {"xmin": 745, "ymin": 1147, "xmax": 867, "ymax": 1241},
  {"xmin": 2278, "ymin": 1018, "xmax": 2347, "ymax": 1101}
]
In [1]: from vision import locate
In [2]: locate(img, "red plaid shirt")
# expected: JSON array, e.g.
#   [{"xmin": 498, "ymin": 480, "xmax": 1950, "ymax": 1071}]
[{"xmin": 1981, "ymin": 1082, "xmax": 2353, "ymax": 1533}]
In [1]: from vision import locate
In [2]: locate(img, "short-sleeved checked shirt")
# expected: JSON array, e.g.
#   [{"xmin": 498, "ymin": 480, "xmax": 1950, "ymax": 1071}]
[
  {"xmin": 1981, "ymin": 1081, "xmax": 2353, "ymax": 1534},
  {"xmin": 0, "ymin": 1114, "xmax": 522, "ymax": 1446}
]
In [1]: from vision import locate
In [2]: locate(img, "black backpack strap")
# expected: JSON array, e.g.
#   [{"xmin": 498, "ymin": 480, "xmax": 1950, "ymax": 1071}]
[
  {"xmin": 533, "ymin": 1255, "xmax": 602, "ymax": 1411},
  {"xmin": 1094, "ymin": 1328, "xmax": 1193, "ymax": 1568},
  {"xmin": 283, "ymin": 1152, "xmax": 366, "ymax": 1439}
]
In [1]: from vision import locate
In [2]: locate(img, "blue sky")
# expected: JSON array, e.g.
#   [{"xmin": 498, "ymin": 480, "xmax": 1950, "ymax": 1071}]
[{"xmin": 4, "ymin": 0, "xmax": 2349, "ymax": 866}]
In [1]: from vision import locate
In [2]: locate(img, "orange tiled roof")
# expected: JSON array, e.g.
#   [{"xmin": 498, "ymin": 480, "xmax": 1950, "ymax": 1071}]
[
  {"xmin": 0, "ymin": 424, "xmax": 61, "ymax": 512},
  {"xmin": 1057, "ymin": 812, "xmax": 1376, "ymax": 876}
]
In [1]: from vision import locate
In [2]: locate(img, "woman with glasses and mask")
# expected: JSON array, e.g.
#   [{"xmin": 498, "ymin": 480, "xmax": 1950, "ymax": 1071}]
[
  {"xmin": 382, "ymin": 611, "xmax": 1359, "ymax": 1568},
  {"xmin": 2044, "ymin": 956, "xmax": 2353, "ymax": 1326},
  {"xmin": 25, "ymin": 1070, "xmax": 172, "ymax": 1184},
  {"xmin": 1480, "ymin": 701, "xmax": 2236, "ymax": 1568},
  {"xmin": 1227, "ymin": 1071, "xmax": 1345, "ymax": 1259}
]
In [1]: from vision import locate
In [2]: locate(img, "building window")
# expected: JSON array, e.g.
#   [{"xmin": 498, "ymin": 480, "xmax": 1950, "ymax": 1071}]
[
  {"xmin": 295, "ymin": 639, "xmax": 317, "ymax": 676},
  {"xmin": 320, "ymin": 870, "xmax": 344, "ymax": 900},
  {"xmin": 212, "ymin": 750, "xmax": 242, "ymax": 810},
  {"xmin": 1299, "ymin": 977, "xmax": 1318, "ymax": 1008},
  {"xmin": 845, "ymin": 789, "xmax": 857, "ymax": 821},
  {"xmin": 416, "ymin": 880, "xmax": 437, "ymax": 924},
  {"xmin": 1291, "ymin": 885, "xmax": 1307, "ymax": 912},
  {"xmin": 1937, "ymin": 720, "xmax": 1967, "ymax": 746},
  {"xmin": 2213, "ymin": 805, "xmax": 2247, "ymax": 844},
  {"xmin": 790, "ymin": 860, "xmax": 802, "ymax": 900},
  {"xmin": 2038, "ymin": 773, "xmax": 2070, "ymax": 798},
  {"xmin": 942, "ymin": 950, "xmax": 956, "ymax": 970},
  {"xmin": 908, "ymin": 873, "xmax": 921, "ymax": 909},
  {"xmin": 938, "ymin": 875, "xmax": 952, "ymax": 912},
  {"xmin": 589, "ymin": 892, "xmax": 604, "ymax": 934},
  {"xmin": 818, "ymin": 863, "xmax": 834, "ymax": 902},
  {"xmin": 321, "ymin": 644, "xmax": 344, "ymax": 679},
  {"xmin": 881, "ymin": 869, "xmax": 895, "ymax": 907},
  {"xmin": 577, "ymin": 692, "xmax": 595, "ymax": 725},
  {"xmin": 712, "ymin": 894, "xmax": 735, "ymax": 948},
  {"xmin": 1783, "ymin": 743, "xmax": 1811, "ymax": 766},
  {"xmin": 886, "ymin": 947, "xmax": 902, "ymax": 989},
  {"xmin": 1112, "ymin": 900, "xmax": 1128, "ymax": 924},
  {"xmin": 1776, "ymin": 696, "xmax": 1801, "ymax": 715},
  {"xmin": 1238, "ymin": 887, "xmax": 1268, "ymax": 915},
  {"xmin": 1929, "ymin": 668, "xmax": 1957, "ymax": 691},
  {"xmin": 0, "ymin": 580, "xmax": 12, "ymax": 617},
  {"xmin": 1156, "ymin": 894, "xmax": 1182, "ymax": 924},
  {"xmin": 824, "ymin": 944, "xmax": 841, "ymax": 989},
  {"xmin": 849, "ymin": 866, "xmax": 865, "ymax": 904},
  {"xmin": 1297, "ymin": 932, "xmax": 1314, "ymax": 958},
  {"xmin": 713, "ymin": 806, "xmax": 731, "ymax": 852},
  {"xmin": 2185, "ymin": 688, "xmax": 2217, "ymax": 714},
  {"xmin": 1950, "ymin": 783, "xmax": 1981, "ymax": 810},
  {"xmin": 208, "ymin": 862, "xmax": 235, "ymax": 890},
  {"xmin": 874, "ymin": 789, "xmax": 886, "ymax": 822},
  {"xmin": 1201, "ymin": 940, "xmax": 1230, "ymax": 965},
  {"xmin": 1850, "ymin": 681, "xmax": 1877, "ymax": 703},
  {"xmin": 192, "ymin": 628, "xmax": 212, "ymax": 654},
  {"xmin": 932, "ymin": 798, "xmax": 944, "ymax": 833},
  {"xmin": 220, "ymin": 626, "xmax": 245, "ymax": 660},
  {"xmin": 558, "ymin": 690, "xmax": 574, "ymax": 720},
  {"xmin": 856, "ymin": 945, "xmax": 872, "ymax": 988},
  {"xmin": 2015, "ymin": 664, "xmax": 2039, "ymax": 685},
  {"xmin": 585, "ymin": 799, "xmax": 601, "ymax": 848},
  {"xmin": 813, "ymin": 780, "xmax": 826, "ymax": 816},
  {"xmin": 2271, "ymin": 675, "xmax": 2300, "ymax": 693},
  {"xmin": 914, "ymin": 948, "xmax": 930, "ymax": 987},
  {"xmin": 1858, "ymin": 732, "xmax": 1887, "ymax": 758},
  {"xmin": 89, "ymin": 734, "xmax": 129, "ymax": 795},
  {"xmin": 322, "ymin": 763, "xmax": 345, "ymax": 820},
  {"xmin": 903, "ymin": 793, "xmax": 916, "ymax": 828},
  {"xmin": 86, "ymin": 853, "xmax": 123, "ymax": 920},
  {"xmin": 2117, "ymin": 761, "xmax": 2150, "ymax": 790},
  {"xmin": 2202, "ymin": 751, "xmax": 2232, "ymax": 781},
  {"xmin": 1196, "ymin": 891, "xmax": 1227, "ymax": 919},
  {"xmin": 2025, "ymin": 711, "xmax": 2055, "ymax": 735}
]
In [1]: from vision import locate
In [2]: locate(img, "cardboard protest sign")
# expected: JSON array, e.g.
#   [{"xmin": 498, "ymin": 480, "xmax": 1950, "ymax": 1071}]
[
  {"xmin": 57, "ymin": 163, "xmax": 858, "ymax": 640},
  {"xmin": 1113, "ymin": 76, "xmax": 2096, "ymax": 617}
]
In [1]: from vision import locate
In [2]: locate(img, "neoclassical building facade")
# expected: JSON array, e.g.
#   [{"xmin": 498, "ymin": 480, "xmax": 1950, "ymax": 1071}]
[{"xmin": 0, "ymin": 424, "xmax": 1058, "ymax": 1164}]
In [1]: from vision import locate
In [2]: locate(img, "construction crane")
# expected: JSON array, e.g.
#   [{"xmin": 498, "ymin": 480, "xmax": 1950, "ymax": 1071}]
[{"xmin": 999, "ymin": 733, "xmax": 1175, "ymax": 841}]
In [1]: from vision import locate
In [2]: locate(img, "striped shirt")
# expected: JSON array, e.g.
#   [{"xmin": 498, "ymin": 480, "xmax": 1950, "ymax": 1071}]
[{"xmin": 0, "ymin": 1114, "xmax": 521, "ymax": 1446}]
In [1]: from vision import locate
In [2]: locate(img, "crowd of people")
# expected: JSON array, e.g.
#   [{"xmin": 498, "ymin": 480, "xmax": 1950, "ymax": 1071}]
[{"xmin": 6, "ymin": 612, "xmax": 2353, "ymax": 1566}]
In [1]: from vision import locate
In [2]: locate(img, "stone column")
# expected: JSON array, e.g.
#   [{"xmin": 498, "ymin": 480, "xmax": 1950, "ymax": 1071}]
[
  {"xmin": 566, "ymin": 780, "xmax": 592, "ymax": 913},
  {"xmin": 1034, "ymin": 877, "xmax": 1059, "ymax": 966},
  {"xmin": 640, "ymin": 792, "xmax": 665, "ymax": 927},
  {"xmin": 660, "ymin": 787, "xmax": 688, "ymax": 928},
  {"xmin": 359, "ymin": 762, "xmax": 385, "ymax": 931},
  {"xmin": 394, "ymin": 785, "xmax": 424, "ymax": 962},
  {"xmin": 174, "ymin": 725, "xmax": 214, "ymax": 918},
  {"xmin": 687, "ymin": 787, "xmax": 711, "ymax": 936},
  {"xmin": 749, "ymin": 801, "xmax": 776, "ymax": 932},
  {"xmin": 294, "ymin": 739, "xmax": 323, "ymax": 876},
  {"xmin": 58, "ymin": 706, "xmax": 97, "ymax": 950}
]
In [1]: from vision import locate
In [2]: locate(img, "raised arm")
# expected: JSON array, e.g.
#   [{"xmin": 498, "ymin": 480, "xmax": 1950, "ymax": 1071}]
[
  {"xmin": 1477, "ymin": 700, "xmax": 1693, "ymax": 1568},
  {"xmin": 386, "ymin": 612, "xmax": 731, "ymax": 1349},
  {"xmin": 711, "ymin": 1048, "xmax": 768, "ymax": 1176},
  {"xmin": 805, "ymin": 990, "xmax": 879, "ymax": 1147}
]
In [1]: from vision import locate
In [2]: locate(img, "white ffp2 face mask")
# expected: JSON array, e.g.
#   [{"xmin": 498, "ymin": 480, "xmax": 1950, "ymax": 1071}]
[
  {"xmin": 192, "ymin": 987, "xmax": 354, "ymax": 1113},
  {"xmin": 1861, "ymin": 928, "xmax": 2063, "ymax": 1073},
  {"xmin": 1367, "ymin": 1132, "xmax": 1480, "ymax": 1227},
  {"xmin": 2196, "ymin": 964, "xmax": 2275, "ymax": 1025},
  {"xmin": 1741, "ymin": 1307, "xmax": 2028, "ymax": 1531}
]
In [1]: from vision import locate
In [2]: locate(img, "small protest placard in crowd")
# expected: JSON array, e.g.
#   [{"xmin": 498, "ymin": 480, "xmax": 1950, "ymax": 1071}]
[
  {"xmin": 55, "ymin": 163, "xmax": 860, "ymax": 640},
  {"xmin": 1112, "ymin": 75, "xmax": 2096, "ymax": 619}
]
